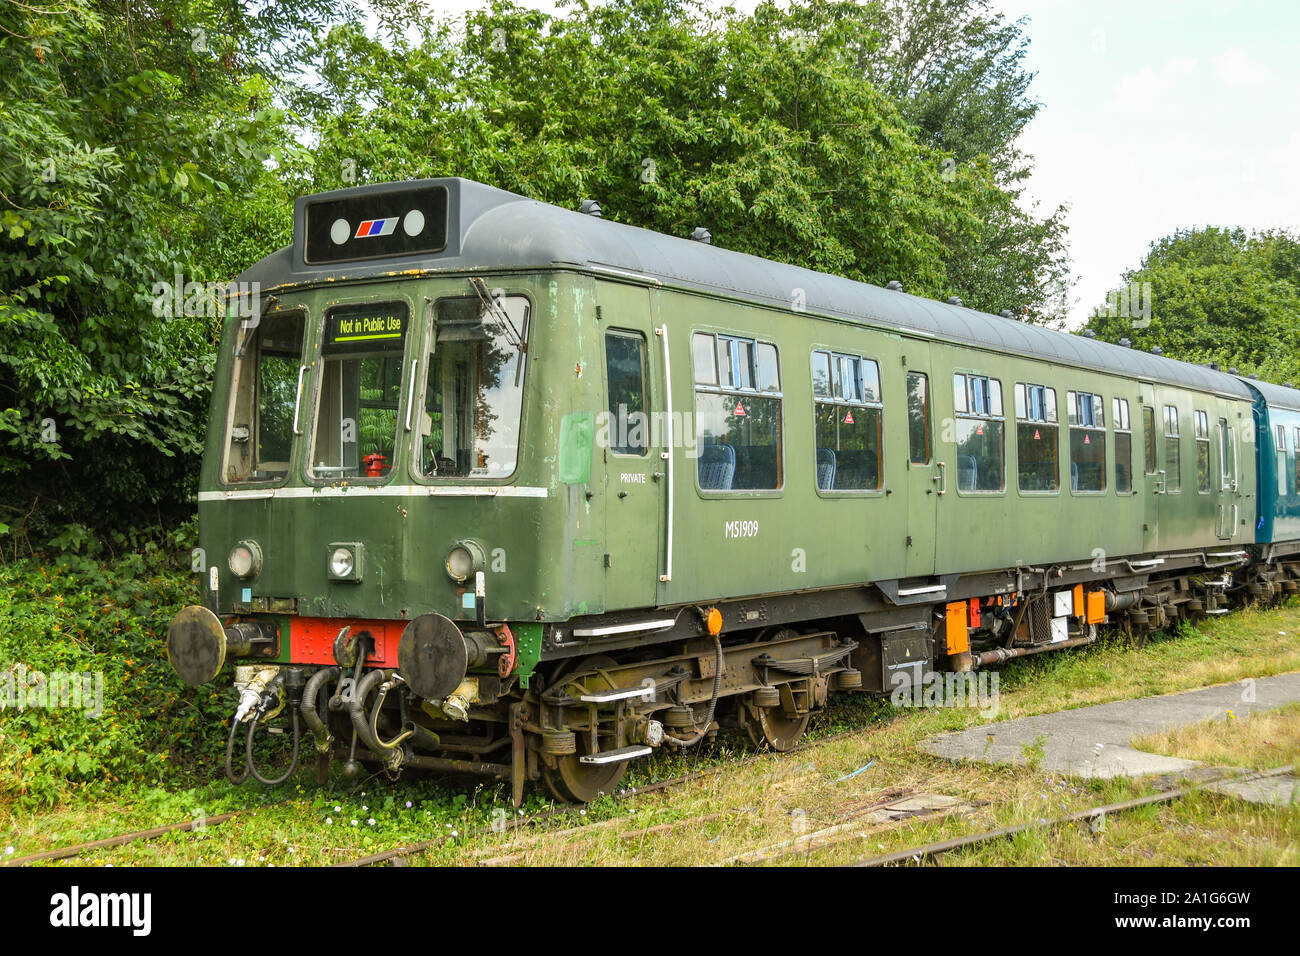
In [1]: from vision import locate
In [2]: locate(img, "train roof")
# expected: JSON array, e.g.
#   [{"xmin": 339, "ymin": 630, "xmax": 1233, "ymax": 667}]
[
  {"xmin": 241, "ymin": 177, "xmax": 1255, "ymax": 400},
  {"xmin": 1240, "ymin": 377, "xmax": 1300, "ymax": 412}
]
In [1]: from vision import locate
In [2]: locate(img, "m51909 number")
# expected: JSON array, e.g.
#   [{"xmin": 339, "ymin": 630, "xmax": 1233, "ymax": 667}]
[{"xmin": 724, "ymin": 520, "xmax": 759, "ymax": 539}]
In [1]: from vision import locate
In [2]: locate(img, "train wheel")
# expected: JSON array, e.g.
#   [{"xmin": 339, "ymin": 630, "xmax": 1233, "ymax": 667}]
[
  {"xmin": 744, "ymin": 700, "xmax": 809, "ymax": 752},
  {"xmin": 543, "ymin": 732, "xmax": 628, "ymax": 803},
  {"xmin": 541, "ymin": 655, "xmax": 628, "ymax": 803}
]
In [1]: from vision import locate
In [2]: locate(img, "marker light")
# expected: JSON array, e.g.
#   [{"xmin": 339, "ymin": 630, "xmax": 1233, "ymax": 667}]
[
  {"xmin": 446, "ymin": 546, "xmax": 474, "ymax": 582},
  {"xmin": 228, "ymin": 540, "xmax": 262, "ymax": 579}
]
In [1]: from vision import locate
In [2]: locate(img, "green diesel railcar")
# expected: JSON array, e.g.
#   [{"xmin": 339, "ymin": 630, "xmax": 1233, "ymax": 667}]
[{"xmin": 168, "ymin": 179, "xmax": 1261, "ymax": 801}]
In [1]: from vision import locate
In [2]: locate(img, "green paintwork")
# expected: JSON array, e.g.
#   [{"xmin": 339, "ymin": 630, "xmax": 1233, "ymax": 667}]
[{"xmin": 200, "ymin": 266, "xmax": 1257, "ymax": 676}]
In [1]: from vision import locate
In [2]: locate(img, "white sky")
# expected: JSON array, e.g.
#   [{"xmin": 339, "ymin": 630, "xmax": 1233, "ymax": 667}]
[{"xmin": 408, "ymin": 1, "xmax": 1300, "ymax": 327}]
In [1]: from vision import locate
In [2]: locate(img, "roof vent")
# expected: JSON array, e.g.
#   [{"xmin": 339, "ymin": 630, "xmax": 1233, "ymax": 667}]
[
  {"xmin": 999, "ymin": 309, "xmax": 1013, "ymax": 318},
  {"xmin": 690, "ymin": 227, "xmax": 712, "ymax": 244},
  {"xmin": 946, "ymin": 296, "xmax": 963, "ymax": 306},
  {"xmin": 1229, "ymin": 367, "xmax": 1240, "ymax": 375},
  {"xmin": 1151, "ymin": 346, "xmax": 1163, "ymax": 355},
  {"xmin": 886, "ymin": 280, "xmax": 903, "ymax": 292},
  {"xmin": 579, "ymin": 199, "xmax": 602, "ymax": 218},
  {"xmin": 1249, "ymin": 373, "xmax": 1259, "ymax": 380},
  {"xmin": 1082, "ymin": 329, "xmax": 1096, "ymax": 338},
  {"xmin": 1118, "ymin": 337, "xmax": 1131, "ymax": 348},
  {"xmin": 1210, "ymin": 362, "xmax": 1221, "ymax": 371},
  {"xmin": 1286, "ymin": 382, "xmax": 1295, "ymax": 388}
]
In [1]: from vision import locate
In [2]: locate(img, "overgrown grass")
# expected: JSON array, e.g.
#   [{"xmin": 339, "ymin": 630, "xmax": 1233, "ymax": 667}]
[
  {"xmin": 1132, "ymin": 701, "xmax": 1300, "ymax": 770},
  {"xmin": 6, "ymin": 595, "xmax": 1299, "ymax": 866},
  {"xmin": 0, "ymin": 521, "xmax": 232, "ymax": 809}
]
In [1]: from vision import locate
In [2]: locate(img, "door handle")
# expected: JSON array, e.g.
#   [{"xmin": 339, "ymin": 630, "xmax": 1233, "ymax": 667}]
[
  {"xmin": 1155, "ymin": 469, "xmax": 1166, "ymax": 494},
  {"xmin": 933, "ymin": 461, "xmax": 946, "ymax": 495}
]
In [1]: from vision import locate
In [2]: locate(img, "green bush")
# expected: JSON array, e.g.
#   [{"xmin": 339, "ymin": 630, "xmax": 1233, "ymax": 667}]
[{"xmin": 0, "ymin": 521, "xmax": 230, "ymax": 809}]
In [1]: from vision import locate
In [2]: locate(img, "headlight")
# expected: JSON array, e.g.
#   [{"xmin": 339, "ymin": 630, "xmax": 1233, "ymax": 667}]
[
  {"xmin": 228, "ymin": 540, "xmax": 262, "ymax": 579},
  {"xmin": 330, "ymin": 547, "xmax": 355, "ymax": 578},
  {"xmin": 446, "ymin": 546, "xmax": 474, "ymax": 582},
  {"xmin": 327, "ymin": 542, "xmax": 364, "ymax": 582}
]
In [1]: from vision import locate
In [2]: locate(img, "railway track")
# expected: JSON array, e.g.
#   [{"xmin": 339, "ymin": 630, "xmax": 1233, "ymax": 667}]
[
  {"xmin": 334, "ymin": 728, "xmax": 866, "ymax": 866},
  {"xmin": 0, "ymin": 726, "xmax": 863, "ymax": 868},
  {"xmin": 851, "ymin": 763, "xmax": 1297, "ymax": 867}
]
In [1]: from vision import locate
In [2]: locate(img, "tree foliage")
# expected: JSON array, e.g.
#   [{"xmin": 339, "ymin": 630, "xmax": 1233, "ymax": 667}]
[
  {"xmin": 1, "ymin": 0, "xmax": 1072, "ymax": 545},
  {"xmin": 1083, "ymin": 227, "xmax": 1300, "ymax": 385}
]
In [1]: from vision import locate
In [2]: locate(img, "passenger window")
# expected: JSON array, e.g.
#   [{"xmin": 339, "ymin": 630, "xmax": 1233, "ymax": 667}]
[
  {"xmin": 906, "ymin": 372, "xmax": 930, "ymax": 465},
  {"xmin": 310, "ymin": 304, "xmax": 410, "ymax": 480},
  {"xmin": 223, "ymin": 310, "xmax": 306, "ymax": 484},
  {"xmin": 1066, "ymin": 390, "xmax": 1106, "ymax": 492},
  {"xmin": 693, "ymin": 332, "xmax": 782, "ymax": 491},
  {"xmin": 1195, "ymin": 411, "xmax": 1211, "ymax": 494},
  {"xmin": 1163, "ymin": 405, "xmax": 1181, "ymax": 492},
  {"xmin": 1113, "ymin": 398, "xmax": 1132, "ymax": 494},
  {"xmin": 604, "ymin": 331, "xmax": 648, "ymax": 456},
  {"xmin": 1015, "ymin": 382, "xmax": 1058, "ymax": 492},
  {"xmin": 811, "ymin": 351, "xmax": 883, "ymax": 491},
  {"xmin": 419, "ymin": 295, "xmax": 529, "ymax": 478},
  {"xmin": 953, "ymin": 372, "xmax": 1005, "ymax": 492}
]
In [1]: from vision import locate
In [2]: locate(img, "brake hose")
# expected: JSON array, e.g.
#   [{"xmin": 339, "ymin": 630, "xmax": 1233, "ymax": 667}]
[{"xmin": 664, "ymin": 633, "xmax": 723, "ymax": 748}]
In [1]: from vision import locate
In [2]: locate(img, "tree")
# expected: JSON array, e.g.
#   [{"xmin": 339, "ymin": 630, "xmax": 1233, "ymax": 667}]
[
  {"xmin": 1083, "ymin": 227, "xmax": 1300, "ymax": 384},
  {"xmin": 0, "ymin": 0, "xmax": 341, "ymax": 545},
  {"xmin": 296, "ymin": 0, "xmax": 1061, "ymax": 314}
]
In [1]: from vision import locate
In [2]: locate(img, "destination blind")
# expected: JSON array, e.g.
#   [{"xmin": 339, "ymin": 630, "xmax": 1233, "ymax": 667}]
[{"xmin": 322, "ymin": 305, "xmax": 408, "ymax": 353}]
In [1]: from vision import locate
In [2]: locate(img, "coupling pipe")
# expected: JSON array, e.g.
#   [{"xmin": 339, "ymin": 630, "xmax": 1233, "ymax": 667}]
[
  {"xmin": 301, "ymin": 666, "xmax": 340, "ymax": 754},
  {"xmin": 346, "ymin": 669, "xmax": 407, "ymax": 769}
]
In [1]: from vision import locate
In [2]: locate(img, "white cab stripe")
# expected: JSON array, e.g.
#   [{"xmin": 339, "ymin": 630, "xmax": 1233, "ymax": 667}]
[{"xmin": 198, "ymin": 485, "xmax": 549, "ymax": 502}]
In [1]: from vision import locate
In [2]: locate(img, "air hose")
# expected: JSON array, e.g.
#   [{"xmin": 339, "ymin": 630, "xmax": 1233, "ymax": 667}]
[
  {"xmin": 664, "ymin": 633, "xmax": 723, "ymax": 748},
  {"xmin": 225, "ymin": 719, "xmax": 250, "ymax": 784},
  {"xmin": 246, "ymin": 707, "xmax": 302, "ymax": 785}
]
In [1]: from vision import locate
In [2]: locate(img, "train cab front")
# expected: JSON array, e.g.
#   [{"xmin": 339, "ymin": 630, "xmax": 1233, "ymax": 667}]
[{"xmin": 164, "ymin": 188, "xmax": 563, "ymax": 790}]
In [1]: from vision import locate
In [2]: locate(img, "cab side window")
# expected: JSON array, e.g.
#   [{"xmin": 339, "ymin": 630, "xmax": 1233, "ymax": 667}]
[{"xmin": 604, "ymin": 331, "xmax": 648, "ymax": 456}]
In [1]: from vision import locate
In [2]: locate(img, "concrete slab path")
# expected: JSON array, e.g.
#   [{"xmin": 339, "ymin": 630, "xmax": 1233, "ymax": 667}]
[{"xmin": 921, "ymin": 672, "xmax": 1300, "ymax": 786}]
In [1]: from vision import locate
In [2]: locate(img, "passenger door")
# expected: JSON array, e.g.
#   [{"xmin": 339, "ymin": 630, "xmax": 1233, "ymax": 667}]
[
  {"xmin": 596, "ymin": 282, "xmax": 665, "ymax": 611},
  {"xmin": 902, "ymin": 346, "xmax": 940, "ymax": 577},
  {"xmin": 1139, "ymin": 383, "xmax": 1162, "ymax": 552},
  {"xmin": 1216, "ymin": 415, "xmax": 1239, "ymax": 539}
]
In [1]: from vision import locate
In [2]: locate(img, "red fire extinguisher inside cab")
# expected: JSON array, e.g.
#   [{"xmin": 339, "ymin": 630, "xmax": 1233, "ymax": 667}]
[{"xmin": 363, "ymin": 453, "xmax": 388, "ymax": 477}]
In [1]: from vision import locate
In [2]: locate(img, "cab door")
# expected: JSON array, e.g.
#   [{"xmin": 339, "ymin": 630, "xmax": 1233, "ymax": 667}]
[
  {"xmin": 1139, "ymin": 382, "xmax": 1161, "ymax": 551},
  {"xmin": 902, "ymin": 345, "xmax": 940, "ymax": 577},
  {"xmin": 596, "ymin": 281, "xmax": 665, "ymax": 612}
]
